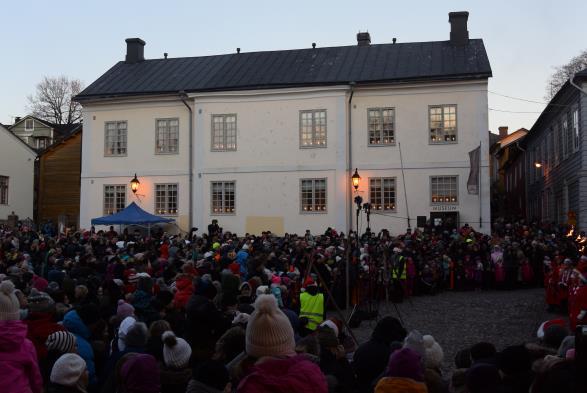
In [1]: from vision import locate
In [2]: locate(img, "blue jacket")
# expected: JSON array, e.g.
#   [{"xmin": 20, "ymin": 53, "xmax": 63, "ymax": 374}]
[
  {"xmin": 236, "ymin": 250, "xmax": 249, "ymax": 276},
  {"xmin": 62, "ymin": 310, "xmax": 96, "ymax": 384}
]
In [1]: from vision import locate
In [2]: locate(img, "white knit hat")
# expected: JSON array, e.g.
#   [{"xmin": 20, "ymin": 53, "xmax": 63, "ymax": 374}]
[
  {"xmin": 162, "ymin": 330, "xmax": 192, "ymax": 368},
  {"xmin": 0, "ymin": 280, "xmax": 20, "ymax": 321},
  {"xmin": 246, "ymin": 294, "xmax": 295, "ymax": 358},
  {"xmin": 118, "ymin": 316, "xmax": 136, "ymax": 351},
  {"xmin": 423, "ymin": 335, "xmax": 444, "ymax": 369},
  {"xmin": 50, "ymin": 353, "xmax": 87, "ymax": 386}
]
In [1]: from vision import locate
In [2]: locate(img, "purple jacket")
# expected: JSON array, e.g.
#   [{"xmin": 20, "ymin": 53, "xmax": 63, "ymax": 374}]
[{"xmin": 0, "ymin": 320, "xmax": 43, "ymax": 393}]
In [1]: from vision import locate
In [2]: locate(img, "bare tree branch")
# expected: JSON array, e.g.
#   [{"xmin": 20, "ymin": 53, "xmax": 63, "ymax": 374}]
[
  {"xmin": 27, "ymin": 76, "xmax": 84, "ymax": 124},
  {"xmin": 545, "ymin": 49, "xmax": 587, "ymax": 101}
]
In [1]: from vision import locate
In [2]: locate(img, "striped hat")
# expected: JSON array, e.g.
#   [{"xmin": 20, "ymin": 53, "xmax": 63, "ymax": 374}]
[{"xmin": 46, "ymin": 331, "xmax": 77, "ymax": 353}]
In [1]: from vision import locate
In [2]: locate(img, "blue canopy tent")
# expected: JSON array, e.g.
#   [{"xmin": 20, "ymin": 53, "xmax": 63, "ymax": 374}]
[{"xmin": 91, "ymin": 202, "xmax": 174, "ymax": 234}]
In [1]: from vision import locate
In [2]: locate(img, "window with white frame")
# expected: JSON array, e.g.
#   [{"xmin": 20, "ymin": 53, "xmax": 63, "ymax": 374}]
[
  {"xmin": 211, "ymin": 181, "xmax": 235, "ymax": 214},
  {"xmin": 300, "ymin": 110, "xmax": 327, "ymax": 147},
  {"xmin": 431, "ymin": 176, "xmax": 458, "ymax": 204},
  {"xmin": 211, "ymin": 115, "xmax": 237, "ymax": 151},
  {"xmin": 25, "ymin": 119, "xmax": 34, "ymax": 131},
  {"xmin": 104, "ymin": 121, "xmax": 127, "ymax": 156},
  {"xmin": 155, "ymin": 184, "xmax": 178, "ymax": 215},
  {"xmin": 368, "ymin": 108, "xmax": 395, "ymax": 145},
  {"xmin": 429, "ymin": 105, "xmax": 457, "ymax": 143},
  {"xmin": 300, "ymin": 178, "xmax": 327, "ymax": 212},
  {"xmin": 36, "ymin": 138, "xmax": 48, "ymax": 150},
  {"xmin": 103, "ymin": 185, "xmax": 126, "ymax": 215},
  {"xmin": 573, "ymin": 108, "xmax": 579, "ymax": 152},
  {"xmin": 369, "ymin": 177, "xmax": 396, "ymax": 211},
  {"xmin": 156, "ymin": 118, "xmax": 179, "ymax": 154},
  {"xmin": 0, "ymin": 176, "xmax": 8, "ymax": 205}
]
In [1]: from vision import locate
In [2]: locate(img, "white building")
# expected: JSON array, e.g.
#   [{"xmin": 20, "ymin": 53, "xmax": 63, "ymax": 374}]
[
  {"xmin": 0, "ymin": 124, "xmax": 36, "ymax": 221},
  {"xmin": 77, "ymin": 11, "xmax": 492, "ymax": 235}
]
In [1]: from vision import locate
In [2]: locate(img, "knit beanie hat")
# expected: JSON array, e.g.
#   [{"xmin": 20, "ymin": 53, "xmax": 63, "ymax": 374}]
[
  {"xmin": 117, "ymin": 300, "xmax": 135, "ymax": 319},
  {"xmin": 386, "ymin": 347, "xmax": 425, "ymax": 382},
  {"xmin": 120, "ymin": 354, "xmax": 161, "ymax": 393},
  {"xmin": 162, "ymin": 330, "xmax": 192, "ymax": 368},
  {"xmin": 317, "ymin": 326, "xmax": 339, "ymax": 348},
  {"xmin": 50, "ymin": 353, "xmax": 87, "ymax": 386},
  {"xmin": 118, "ymin": 316, "xmax": 136, "ymax": 351},
  {"xmin": 403, "ymin": 330, "xmax": 425, "ymax": 356},
  {"xmin": 46, "ymin": 331, "xmax": 77, "ymax": 354},
  {"xmin": 246, "ymin": 294, "xmax": 295, "ymax": 358},
  {"xmin": 423, "ymin": 335, "xmax": 444, "ymax": 369},
  {"xmin": 0, "ymin": 280, "xmax": 20, "ymax": 321},
  {"xmin": 28, "ymin": 288, "xmax": 56, "ymax": 314}
]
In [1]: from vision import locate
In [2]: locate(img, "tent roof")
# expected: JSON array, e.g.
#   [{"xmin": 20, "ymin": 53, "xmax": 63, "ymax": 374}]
[{"xmin": 91, "ymin": 202, "xmax": 174, "ymax": 225}]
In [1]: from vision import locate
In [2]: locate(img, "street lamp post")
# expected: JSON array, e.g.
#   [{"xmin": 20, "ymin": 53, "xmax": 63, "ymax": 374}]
[{"xmin": 347, "ymin": 169, "xmax": 361, "ymax": 315}]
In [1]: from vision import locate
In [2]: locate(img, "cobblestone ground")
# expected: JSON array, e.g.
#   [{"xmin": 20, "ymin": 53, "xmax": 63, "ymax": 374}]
[{"xmin": 348, "ymin": 288, "xmax": 553, "ymax": 369}]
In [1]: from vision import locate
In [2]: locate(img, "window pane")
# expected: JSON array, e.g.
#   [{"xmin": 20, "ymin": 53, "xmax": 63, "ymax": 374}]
[{"xmin": 0, "ymin": 176, "xmax": 8, "ymax": 205}]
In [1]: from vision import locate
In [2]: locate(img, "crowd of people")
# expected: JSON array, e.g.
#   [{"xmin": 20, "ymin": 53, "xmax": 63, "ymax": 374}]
[{"xmin": 0, "ymin": 217, "xmax": 585, "ymax": 392}]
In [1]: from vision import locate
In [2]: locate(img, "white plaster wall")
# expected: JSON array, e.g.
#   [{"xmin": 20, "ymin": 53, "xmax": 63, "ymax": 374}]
[{"xmin": 0, "ymin": 127, "xmax": 36, "ymax": 220}]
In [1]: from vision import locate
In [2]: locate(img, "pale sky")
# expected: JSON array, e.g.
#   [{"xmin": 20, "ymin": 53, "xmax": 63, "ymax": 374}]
[{"xmin": 1, "ymin": 0, "xmax": 586, "ymax": 133}]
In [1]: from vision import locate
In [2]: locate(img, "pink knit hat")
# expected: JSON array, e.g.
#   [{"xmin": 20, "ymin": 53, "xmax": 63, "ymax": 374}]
[
  {"xmin": 246, "ymin": 295, "xmax": 295, "ymax": 358},
  {"xmin": 117, "ymin": 300, "xmax": 135, "ymax": 319}
]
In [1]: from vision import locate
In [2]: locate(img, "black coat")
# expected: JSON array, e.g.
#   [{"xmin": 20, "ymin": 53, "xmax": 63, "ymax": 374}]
[{"xmin": 185, "ymin": 294, "xmax": 230, "ymax": 357}]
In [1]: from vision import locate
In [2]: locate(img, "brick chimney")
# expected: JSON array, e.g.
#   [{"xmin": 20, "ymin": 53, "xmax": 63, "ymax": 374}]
[
  {"xmin": 125, "ymin": 38, "xmax": 146, "ymax": 64},
  {"xmin": 448, "ymin": 11, "xmax": 469, "ymax": 45},
  {"xmin": 498, "ymin": 126, "xmax": 508, "ymax": 138},
  {"xmin": 357, "ymin": 32, "xmax": 371, "ymax": 46}
]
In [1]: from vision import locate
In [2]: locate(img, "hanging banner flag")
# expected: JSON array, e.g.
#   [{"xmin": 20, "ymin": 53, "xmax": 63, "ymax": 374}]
[{"xmin": 467, "ymin": 146, "xmax": 480, "ymax": 194}]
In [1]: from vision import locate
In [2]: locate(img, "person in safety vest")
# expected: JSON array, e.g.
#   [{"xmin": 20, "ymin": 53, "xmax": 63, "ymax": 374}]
[
  {"xmin": 299, "ymin": 277, "xmax": 324, "ymax": 335},
  {"xmin": 390, "ymin": 247, "xmax": 407, "ymax": 302}
]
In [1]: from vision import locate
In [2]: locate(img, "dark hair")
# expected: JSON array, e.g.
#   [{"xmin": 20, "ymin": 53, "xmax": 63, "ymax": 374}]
[
  {"xmin": 454, "ymin": 348, "xmax": 472, "ymax": 369},
  {"xmin": 470, "ymin": 342, "xmax": 496, "ymax": 363}
]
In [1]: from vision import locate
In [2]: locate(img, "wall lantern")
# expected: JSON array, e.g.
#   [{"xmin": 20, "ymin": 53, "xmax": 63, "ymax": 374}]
[
  {"xmin": 130, "ymin": 173, "xmax": 140, "ymax": 194},
  {"xmin": 351, "ymin": 168, "xmax": 361, "ymax": 191},
  {"xmin": 534, "ymin": 162, "xmax": 542, "ymax": 168}
]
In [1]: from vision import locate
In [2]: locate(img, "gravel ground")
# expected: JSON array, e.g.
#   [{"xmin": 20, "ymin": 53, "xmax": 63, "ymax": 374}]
[{"xmin": 347, "ymin": 288, "xmax": 554, "ymax": 369}]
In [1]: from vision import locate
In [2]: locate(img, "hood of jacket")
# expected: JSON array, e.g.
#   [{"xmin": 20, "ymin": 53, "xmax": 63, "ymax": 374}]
[
  {"xmin": 0, "ymin": 320, "xmax": 27, "ymax": 352},
  {"xmin": 62, "ymin": 310, "xmax": 90, "ymax": 339},
  {"xmin": 375, "ymin": 377, "xmax": 428, "ymax": 393}
]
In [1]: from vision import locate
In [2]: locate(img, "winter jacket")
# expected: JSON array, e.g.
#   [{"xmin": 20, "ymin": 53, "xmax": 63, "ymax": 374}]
[
  {"xmin": 375, "ymin": 377, "xmax": 428, "ymax": 393},
  {"xmin": 185, "ymin": 294, "xmax": 230, "ymax": 356},
  {"xmin": 236, "ymin": 250, "xmax": 249, "ymax": 276},
  {"xmin": 25, "ymin": 311, "xmax": 66, "ymax": 360},
  {"xmin": 173, "ymin": 275, "xmax": 193, "ymax": 310},
  {"xmin": 160, "ymin": 366, "xmax": 192, "ymax": 393},
  {"xmin": 237, "ymin": 355, "xmax": 328, "ymax": 393},
  {"xmin": 62, "ymin": 310, "xmax": 96, "ymax": 384},
  {"xmin": 185, "ymin": 379, "xmax": 224, "ymax": 393},
  {"xmin": 0, "ymin": 320, "xmax": 43, "ymax": 393}
]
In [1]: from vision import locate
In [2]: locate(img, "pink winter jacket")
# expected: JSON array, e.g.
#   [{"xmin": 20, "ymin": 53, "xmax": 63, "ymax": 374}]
[
  {"xmin": 0, "ymin": 320, "xmax": 43, "ymax": 393},
  {"xmin": 237, "ymin": 355, "xmax": 327, "ymax": 393}
]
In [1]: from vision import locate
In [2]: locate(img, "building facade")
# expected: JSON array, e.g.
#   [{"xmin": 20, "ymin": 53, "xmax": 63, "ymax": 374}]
[
  {"xmin": 76, "ymin": 12, "xmax": 492, "ymax": 235},
  {"xmin": 523, "ymin": 69, "xmax": 587, "ymax": 228},
  {"xmin": 8, "ymin": 115, "xmax": 79, "ymax": 151},
  {"xmin": 0, "ymin": 124, "xmax": 36, "ymax": 221}
]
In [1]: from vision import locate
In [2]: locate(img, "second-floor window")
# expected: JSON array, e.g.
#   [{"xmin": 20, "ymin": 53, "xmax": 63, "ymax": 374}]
[
  {"xmin": 368, "ymin": 108, "xmax": 395, "ymax": 145},
  {"xmin": 212, "ymin": 115, "xmax": 237, "ymax": 151},
  {"xmin": 105, "ymin": 121, "xmax": 127, "ymax": 156},
  {"xmin": 300, "ymin": 178, "xmax": 327, "ymax": 212},
  {"xmin": 369, "ymin": 177, "xmax": 396, "ymax": 211},
  {"xmin": 25, "ymin": 119, "xmax": 34, "ymax": 131},
  {"xmin": 156, "ymin": 119, "xmax": 179, "ymax": 154},
  {"xmin": 104, "ymin": 185, "xmax": 126, "ymax": 215},
  {"xmin": 211, "ymin": 181, "xmax": 235, "ymax": 214},
  {"xmin": 36, "ymin": 138, "xmax": 48, "ymax": 150},
  {"xmin": 155, "ymin": 184, "xmax": 178, "ymax": 215},
  {"xmin": 431, "ymin": 176, "xmax": 458, "ymax": 204},
  {"xmin": 572, "ymin": 109, "xmax": 579, "ymax": 152},
  {"xmin": 429, "ymin": 105, "xmax": 457, "ymax": 143},
  {"xmin": 0, "ymin": 176, "xmax": 8, "ymax": 205},
  {"xmin": 300, "ymin": 110, "xmax": 327, "ymax": 147}
]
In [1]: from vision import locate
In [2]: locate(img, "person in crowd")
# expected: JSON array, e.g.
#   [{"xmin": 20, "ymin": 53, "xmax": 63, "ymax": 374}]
[
  {"xmin": 44, "ymin": 331, "xmax": 78, "ymax": 387},
  {"xmin": 299, "ymin": 277, "xmax": 324, "ymax": 334},
  {"xmin": 62, "ymin": 305, "xmax": 99, "ymax": 386},
  {"xmin": 48, "ymin": 353, "xmax": 88, "ymax": 393},
  {"xmin": 374, "ymin": 348, "xmax": 428, "ymax": 393},
  {"xmin": 0, "ymin": 280, "xmax": 43, "ymax": 393},
  {"xmin": 159, "ymin": 330, "xmax": 192, "ymax": 393}
]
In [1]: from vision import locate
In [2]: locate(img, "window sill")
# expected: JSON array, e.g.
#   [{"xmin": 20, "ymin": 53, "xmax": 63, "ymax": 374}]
[
  {"xmin": 300, "ymin": 211, "xmax": 328, "ymax": 215},
  {"xmin": 429, "ymin": 141, "xmax": 458, "ymax": 145},
  {"xmin": 300, "ymin": 145, "xmax": 328, "ymax": 149},
  {"xmin": 430, "ymin": 203, "xmax": 459, "ymax": 206},
  {"xmin": 210, "ymin": 212, "xmax": 236, "ymax": 216},
  {"xmin": 155, "ymin": 152, "xmax": 180, "ymax": 155},
  {"xmin": 104, "ymin": 154, "xmax": 128, "ymax": 157},
  {"xmin": 211, "ymin": 150, "xmax": 237, "ymax": 152}
]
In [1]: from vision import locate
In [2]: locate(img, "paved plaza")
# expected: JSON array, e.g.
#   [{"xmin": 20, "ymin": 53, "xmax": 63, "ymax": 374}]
[{"xmin": 351, "ymin": 288, "xmax": 552, "ymax": 368}]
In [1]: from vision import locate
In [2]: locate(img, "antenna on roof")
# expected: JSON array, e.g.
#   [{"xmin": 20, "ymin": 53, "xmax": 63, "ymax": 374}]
[
  {"xmin": 312, "ymin": 43, "xmax": 316, "ymax": 49},
  {"xmin": 164, "ymin": 52, "xmax": 168, "ymax": 59},
  {"xmin": 236, "ymin": 48, "xmax": 241, "ymax": 54},
  {"xmin": 392, "ymin": 38, "xmax": 397, "ymax": 44}
]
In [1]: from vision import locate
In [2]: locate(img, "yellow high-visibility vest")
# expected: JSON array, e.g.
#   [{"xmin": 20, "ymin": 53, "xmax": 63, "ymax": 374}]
[
  {"xmin": 392, "ymin": 256, "xmax": 407, "ymax": 280},
  {"xmin": 300, "ymin": 291, "xmax": 324, "ymax": 331}
]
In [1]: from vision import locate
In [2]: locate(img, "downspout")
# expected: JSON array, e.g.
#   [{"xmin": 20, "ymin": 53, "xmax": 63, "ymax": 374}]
[
  {"xmin": 346, "ymin": 82, "xmax": 355, "ymax": 316},
  {"xmin": 179, "ymin": 91, "xmax": 193, "ymax": 232}
]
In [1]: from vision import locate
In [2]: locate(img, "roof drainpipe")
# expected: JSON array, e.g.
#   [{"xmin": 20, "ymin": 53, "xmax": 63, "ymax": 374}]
[
  {"xmin": 346, "ymin": 82, "xmax": 355, "ymax": 316},
  {"xmin": 179, "ymin": 91, "xmax": 193, "ymax": 232}
]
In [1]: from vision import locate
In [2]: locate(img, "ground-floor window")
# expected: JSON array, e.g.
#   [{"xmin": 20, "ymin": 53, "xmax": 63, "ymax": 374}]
[
  {"xmin": 431, "ymin": 176, "xmax": 458, "ymax": 204},
  {"xmin": 369, "ymin": 177, "xmax": 396, "ymax": 211},
  {"xmin": 300, "ymin": 178, "xmax": 327, "ymax": 213},
  {"xmin": 0, "ymin": 176, "xmax": 8, "ymax": 205},
  {"xmin": 211, "ymin": 181, "xmax": 235, "ymax": 214},
  {"xmin": 155, "ymin": 184, "xmax": 178, "ymax": 215},
  {"xmin": 104, "ymin": 185, "xmax": 126, "ymax": 215}
]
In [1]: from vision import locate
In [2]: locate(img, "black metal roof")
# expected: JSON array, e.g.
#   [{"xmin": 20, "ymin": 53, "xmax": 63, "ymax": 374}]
[{"xmin": 77, "ymin": 39, "xmax": 492, "ymax": 100}]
